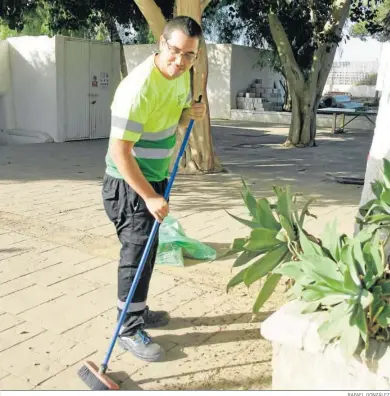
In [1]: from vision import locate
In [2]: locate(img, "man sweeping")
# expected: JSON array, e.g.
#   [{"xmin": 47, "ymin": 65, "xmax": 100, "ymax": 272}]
[{"xmin": 102, "ymin": 16, "xmax": 206, "ymax": 362}]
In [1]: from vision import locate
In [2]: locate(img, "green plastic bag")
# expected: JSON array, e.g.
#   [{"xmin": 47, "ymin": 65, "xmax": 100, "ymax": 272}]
[{"xmin": 156, "ymin": 215, "xmax": 217, "ymax": 266}]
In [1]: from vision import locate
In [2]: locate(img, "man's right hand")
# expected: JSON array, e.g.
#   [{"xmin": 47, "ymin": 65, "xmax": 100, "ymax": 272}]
[{"xmin": 145, "ymin": 194, "xmax": 169, "ymax": 223}]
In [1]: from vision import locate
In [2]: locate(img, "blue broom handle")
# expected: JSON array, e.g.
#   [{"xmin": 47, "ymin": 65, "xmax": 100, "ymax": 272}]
[{"xmin": 100, "ymin": 97, "xmax": 201, "ymax": 373}]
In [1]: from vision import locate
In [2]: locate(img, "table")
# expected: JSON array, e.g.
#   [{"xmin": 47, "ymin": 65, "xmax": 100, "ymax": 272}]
[{"xmin": 317, "ymin": 108, "xmax": 377, "ymax": 134}]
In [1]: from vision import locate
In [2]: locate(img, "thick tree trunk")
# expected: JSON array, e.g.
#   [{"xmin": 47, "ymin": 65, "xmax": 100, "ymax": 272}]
[
  {"xmin": 175, "ymin": 0, "xmax": 223, "ymax": 173},
  {"xmin": 269, "ymin": 0, "xmax": 351, "ymax": 147},
  {"xmin": 286, "ymin": 69, "xmax": 327, "ymax": 147}
]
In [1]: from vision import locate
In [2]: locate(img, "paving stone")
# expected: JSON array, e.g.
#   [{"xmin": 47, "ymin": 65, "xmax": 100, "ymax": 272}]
[
  {"xmin": 0, "ymin": 343, "xmax": 66, "ymax": 386},
  {"xmin": 0, "ymin": 277, "xmax": 36, "ymax": 298},
  {"xmin": 0, "ymin": 246, "xmax": 100, "ymax": 283},
  {"xmin": 0, "ymin": 373, "xmax": 34, "ymax": 390},
  {"xmin": 33, "ymin": 365, "xmax": 94, "ymax": 390},
  {"xmin": 22, "ymin": 331, "xmax": 97, "ymax": 367},
  {"xmin": 129, "ymin": 335, "xmax": 249, "ymax": 386},
  {"xmin": 0, "ymin": 322, "xmax": 46, "ymax": 353},
  {"xmin": 61, "ymin": 310, "xmax": 116, "ymax": 345},
  {"xmin": 0, "ymin": 284, "xmax": 63, "ymax": 315},
  {"xmin": 81, "ymin": 260, "xmax": 117, "ymax": 285},
  {"xmin": 0, "ymin": 232, "xmax": 27, "ymax": 247},
  {"xmin": 87, "ymin": 224, "xmax": 116, "ymax": 237},
  {"xmin": 19, "ymin": 286, "xmax": 115, "ymax": 334},
  {"xmin": 24, "ymin": 256, "xmax": 111, "ymax": 287},
  {"xmin": 0, "ymin": 367, "xmax": 9, "ymax": 380},
  {"xmin": 48, "ymin": 276, "xmax": 106, "ymax": 297},
  {"xmin": 0, "ymin": 312, "xmax": 24, "ymax": 332},
  {"xmin": 148, "ymin": 271, "xmax": 185, "ymax": 297},
  {"xmin": 121, "ymin": 366, "xmax": 218, "ymax": 391},
  {"xmin": 149, "ymin": 282, "xmax": 206, "ymax": 313}
]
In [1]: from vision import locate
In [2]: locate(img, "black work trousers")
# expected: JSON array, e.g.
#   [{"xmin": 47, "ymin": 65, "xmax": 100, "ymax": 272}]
[{"xmin": 102, "ymin": 173, "xmax": 167, "ymax": 336}]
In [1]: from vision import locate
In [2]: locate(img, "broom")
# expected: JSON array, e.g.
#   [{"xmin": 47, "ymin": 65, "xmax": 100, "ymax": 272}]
[{"xmin": 77, "ymin": 96, "xmax": 202, "ymax": 390}]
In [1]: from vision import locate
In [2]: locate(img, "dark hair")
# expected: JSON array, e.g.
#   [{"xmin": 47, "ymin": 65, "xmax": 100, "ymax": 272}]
[{"xmin": 163, "ymin": 16, "xmax": 203, "ymax": 40}]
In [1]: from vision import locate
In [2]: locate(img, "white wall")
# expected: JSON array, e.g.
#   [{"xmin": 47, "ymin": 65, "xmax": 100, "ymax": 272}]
[
  {"xmin": 0, "ymin": 40, "xmax": 11, "ymax": 94},
  {"xmin": 8, "ymin": 36, "xmax": 58, "ymax": 141},
  {"xmin": 376, "ymin": 42, "xmax": 390, "ymax": 92},
  {"xmin": 0, "ymin": 40, "xmax": 16, "ymax": 143},
  {"xmin": 124, "ymin": 43, "xmax": 156, "ymax": 72},
  {"xmin": 230, "ymin": 45, "xmax": 284, "ymax": 109},
  {"xmin": 207, "ymin": 44, "xmax": 232, "ymax": 119}
]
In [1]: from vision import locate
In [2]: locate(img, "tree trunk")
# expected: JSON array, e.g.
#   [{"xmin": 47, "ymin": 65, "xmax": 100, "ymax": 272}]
[
  {"xmin": 286, "ymin": 66, "xmax": 326, "ymax": 147},
  {"xmin": 174, "ymin": 0, "xmax": 223, "ymax": 173},
  {"xmin": 133, "ymin": 0, "xmax": 166, "ymax": 39},
  {"xmin": 119, "ymin": 42, "xmax": 128, "ymax": 78},
  {"xmin": 283, "ymin": 80, "xmax": 292, "ymax": 111},
  {"xmin": 269, "ymin": 0, "xmax": 351, "ymax": 147},
  {"xmin": 107, "ymin": 16, "xmax": 128, "ymax": 78}
]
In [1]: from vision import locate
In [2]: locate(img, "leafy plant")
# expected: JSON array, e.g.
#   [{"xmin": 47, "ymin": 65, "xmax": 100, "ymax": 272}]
[
  {"xmin": 225, "ymin": 179, "xmax": 316, "ymax": 313},
  {"xmin": 228, "ymin": 158, "xmax": 390, "ymax": 358},
  {"xmin": 275, "ymin": 221, "xmax": 390, "ymax": 357},
  {"xmin": 357, "ymin": 158, "xmax": 390, "ymax": 231}
]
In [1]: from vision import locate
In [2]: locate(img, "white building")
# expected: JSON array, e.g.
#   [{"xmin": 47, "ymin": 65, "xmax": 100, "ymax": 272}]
[{"xmin": 0, "ymin": 36, "xmax": 120, "ymax": 145}]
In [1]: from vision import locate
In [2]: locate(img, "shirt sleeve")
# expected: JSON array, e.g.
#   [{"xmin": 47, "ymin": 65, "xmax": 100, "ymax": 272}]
[{"xmin": 109, "ymin": 79, "xmax": 152, "ymax": 142}]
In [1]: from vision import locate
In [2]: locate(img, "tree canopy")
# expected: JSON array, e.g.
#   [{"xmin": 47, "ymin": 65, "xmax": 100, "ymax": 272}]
[{"xmin": 351, "ymin": 0, "xmax": 390, "ymax": 40}]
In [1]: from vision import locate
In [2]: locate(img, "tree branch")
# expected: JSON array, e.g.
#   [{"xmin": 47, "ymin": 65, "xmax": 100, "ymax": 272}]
[
  {"xmin": 201, "ymin": 0, "xmax": 212, "ymax": 14},
  {"xmin": 176, "ymin": 0, "xmax": 201, "ymax": 23},
  {"xmin": 308, "ymin": 0, "xmax": 318, "ymax": 28},
  {"xmin": 316, "ymin": 0, "xmax": 351, "ymax": 90},
  {"xmin": 134, "ymin": 0, "xmax": 166, "ymax": 40},
  {"xmin": 268, "ymin": 12, "xmax": 304, "ymax": 89},
  {"xmin": 322, "ymin": 0, "xmax": 351, "ymax": 36}
]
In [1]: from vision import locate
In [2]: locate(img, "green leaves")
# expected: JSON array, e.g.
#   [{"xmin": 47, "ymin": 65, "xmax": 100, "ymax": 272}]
[
  {"xmin": 226, "ymin": 266, "xmax": 247, "ymax": 291},
  {"xmin": 244, "ymin": 245, "xmax": 289, "ymax": 287},
  {"xmin": 252, "ymin": 273, "xmax": 282, "ymax": 312},
  {"xmin": 243, "ymin": 228, "xmax": 281, "ymax": 251},
  {"xmin": 227, "ymin": 171, "xmax": 390, "ymax": 358},
  {"xmin": 275, "ymin": 218, "xmax": 387, "ymax": 358},
  {"xmin": 233, "ymin": 251, "xmax": 259, "ymax": 268},
  {"xmin": 226, "ymin": 212, "xmax": 261, "ymax": 229},
  {"xmin": 241, "ymin": 179, "xmax": 257, "ymax": 219},
  {"xmin": 383, "ymin": 158, "xmax": 390, "ymax": 187},
  {"xmin": 256, "ymin": 198, "xmax": 281, "ymax": 230},
  {"xmin": 357, "ymin": 159, "xmax": 390, "ymax": 231},
  {"xmin": 226, "ymin": 181, "xmax": 316, "ymax": 310}
]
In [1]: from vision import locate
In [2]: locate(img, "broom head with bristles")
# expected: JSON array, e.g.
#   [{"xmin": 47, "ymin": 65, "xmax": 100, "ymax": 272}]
[{"xmin": 77, "ymin": 360, "xmax": 120, "ymax": 390}]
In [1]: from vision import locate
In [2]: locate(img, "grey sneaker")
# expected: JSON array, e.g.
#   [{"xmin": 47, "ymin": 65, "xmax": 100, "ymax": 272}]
[
  {"xmin": 143, "ymin": 306, "xmax": 170, "ymax": 329},
  {"xmin": 118, "ymin": 329, "xmax": 165, "ymax": 362}
]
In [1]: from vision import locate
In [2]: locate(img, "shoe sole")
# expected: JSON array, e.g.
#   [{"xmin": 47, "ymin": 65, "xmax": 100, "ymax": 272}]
[{"xmin": 117, "ymin": 338, "xmax": 165, "ymax": 362}]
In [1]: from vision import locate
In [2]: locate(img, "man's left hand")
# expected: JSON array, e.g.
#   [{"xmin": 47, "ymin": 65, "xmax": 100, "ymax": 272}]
[{"xmin": 189, "ymin": 101, "xmax": 207, "ymax": 122}]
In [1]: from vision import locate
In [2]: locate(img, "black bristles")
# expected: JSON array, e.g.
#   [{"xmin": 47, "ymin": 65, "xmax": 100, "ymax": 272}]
[{"xmin": 77, "ymin": 365, "xmax": 109, "ymax": 391}]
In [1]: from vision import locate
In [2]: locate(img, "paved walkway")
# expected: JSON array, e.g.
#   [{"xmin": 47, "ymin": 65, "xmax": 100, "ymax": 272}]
[{"xmin": 0, "ymin": 122, "xmax": 372, "ymax": 390}]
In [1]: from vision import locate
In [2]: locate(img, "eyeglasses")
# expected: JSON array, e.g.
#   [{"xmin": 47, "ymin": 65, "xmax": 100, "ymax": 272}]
[{"xmin": 165, "ymin": 40, "xmax": 198, "ymax": 63}]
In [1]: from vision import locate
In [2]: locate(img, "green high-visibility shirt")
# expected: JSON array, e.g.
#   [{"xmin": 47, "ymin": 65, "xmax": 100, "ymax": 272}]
[{"xmin": 105, "ymin": 54, "xmax": 192, "ymax": 182}]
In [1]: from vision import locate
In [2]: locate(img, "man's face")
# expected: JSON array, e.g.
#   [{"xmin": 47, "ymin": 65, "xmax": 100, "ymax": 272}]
[{"xmin": 159, "ymin": 30, "xmax": 199, "ymax": 79}]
